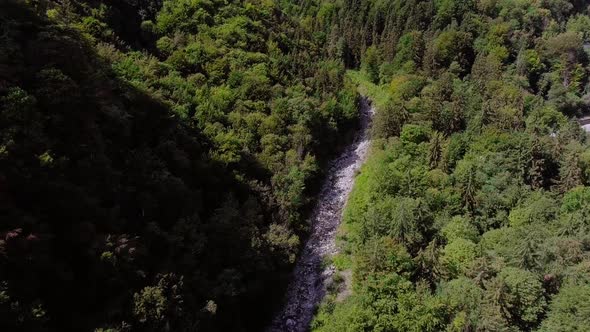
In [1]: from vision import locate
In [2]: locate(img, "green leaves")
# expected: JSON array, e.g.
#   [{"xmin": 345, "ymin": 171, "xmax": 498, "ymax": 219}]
[
  {"xmin": 442, "ymin": 238, "xmax": 478, "ymax": 276},
  {"xmin": 495, "ymin": 267, "xmax": 547, "ymax": 327},
  {"xmin": 361, "ymin": 196, "xmax": 429, "ymax": 247},
  {"xmin": 540, "ymin": 283, "xmax": 590, "ymax": 331},
  {"xmin": 156, "ymin": 0, "xmax": 213, "ymax": 34},
  {"xmin": 133, "ymin": 274, "xmax": 184, "ymax": 328},
  {"xmin": 362, "ymin": 46, "xmax": 381, "ymax": 84}
]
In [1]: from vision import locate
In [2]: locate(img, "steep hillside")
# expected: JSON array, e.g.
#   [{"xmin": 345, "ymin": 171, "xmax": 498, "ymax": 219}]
[
  {"xmin": 0, "ymin": 1, "xmax": 357, "ymax": 331},
  {"xmin": 4, "ymin": 0, "xmax": 590, "ymax": 331},
  {"xmin": 311, "ymin": 1, "xmax": 590, "ymax": 331}
]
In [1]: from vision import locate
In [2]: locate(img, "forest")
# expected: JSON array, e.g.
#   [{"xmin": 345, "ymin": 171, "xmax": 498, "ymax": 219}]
[
  {"xmin": 2, "ymin": 0, "xmax": 590, "ymax": 331},
  {"xmin": 0, "ymin": 0, "xmax": 356, "ymax": 331},
  {"xmin": 310, "ymin": 0, "xmax": 590, "ymax": 331}
]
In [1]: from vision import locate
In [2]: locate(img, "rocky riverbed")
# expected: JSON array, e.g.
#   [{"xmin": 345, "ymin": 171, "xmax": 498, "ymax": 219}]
[{"xmin": 267, "ymin": 97, "xmax": 375, "ymax": 332}]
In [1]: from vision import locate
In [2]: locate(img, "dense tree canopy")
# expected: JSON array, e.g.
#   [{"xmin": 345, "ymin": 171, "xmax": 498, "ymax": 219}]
[
  {"xmin": 310, "ymin": 1, "xmax": 590, "ymax": 331},
  {"xmin": 3, "ymin": 0, "xmax": 590, "ymax": 331},
  {"xmin": 0, "ymin": 0, "xmax": 357, "ymax": 331}
]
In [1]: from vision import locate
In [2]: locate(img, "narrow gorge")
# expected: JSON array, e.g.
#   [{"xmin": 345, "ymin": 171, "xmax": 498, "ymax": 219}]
[{"xmin": 268, "ymin": 98, "xmax": 374, "ymax": 332}]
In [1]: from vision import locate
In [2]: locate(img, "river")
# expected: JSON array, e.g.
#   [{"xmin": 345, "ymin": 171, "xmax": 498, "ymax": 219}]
[{"xmin": 267, "ymin": 97, "xmax": 375, "ymax": 332}]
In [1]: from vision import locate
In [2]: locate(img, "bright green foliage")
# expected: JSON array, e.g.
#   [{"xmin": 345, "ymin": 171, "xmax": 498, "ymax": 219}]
[
  {"xmin": 354, "ymin": 236, "xmax": 414, "ymax": 280},
  {"xmin": 560, "ymin": 186, "xmax": 590, "ymax": 213},
  {"xmin": 442, "ymin": 238, "xmax": 478, "ymax": 276},
  {"xmin": 400, "ymin": 124, "xmax": 430, "ymax": 145},
  {"xmin": 425, "ymin": 29, "xmax": 473, "ymax": 73},
  {"xmin": 133, "ymin": 286, "xmax": 167, "ymax": 324},
  {"xmin": 371, "ymin": 100, "xmax": 408, "ymax": 139},
  {"xmin": 362, "ymin": 45, "xmax": 381, "ymax": 84},
  {"xmin": 567, "ymin": 14, "xmax": 590, "ymax": 42},
  {"xmin": 389, "ymin": 74, "xmax": 426, "ymax": 101},
  {"xmin": 540, "ymin": 284, "xmax": 590, "ymax": 331},
  {"xmin": 558, "ymin": 186, "xmax": 590, "ymax": 235},
  {"xmin": 393, "ymin": 31, "xmax": 424, "ymax": 70},
  {"xmin": 0, "ymin": 0, "xmax": 358, "ymax": 331},
  {"xmin": 361, "ymin": 196, "xmax": 429, "ymax": 247},
  {"xmin": 495, "ymin": 267, "xmax": 546, "ymax": 327},
  {"xmin": 311, "ymin": 1, "xmax": 590, "ymax": 330},
  {"xmin": 441, "ymin": 216, "xmax": 479, "ymax": 242},
  {"xmin": 439, "ymin": 277, "xmax": 483, "ymax": 329},
  {"xmin": 4, "ymin": 0, "xmax": 590, "ymax": 331},
  {"xmin": 132, "ymin": 274, "xmax": 184, "ymax": 330},
  {"xmin": 508, "ymin": 191, "xmax": 558, "ymax": 227},
  {"xmin": 434, "ymin": 0, "xmax": 476, "ymax": 28}
]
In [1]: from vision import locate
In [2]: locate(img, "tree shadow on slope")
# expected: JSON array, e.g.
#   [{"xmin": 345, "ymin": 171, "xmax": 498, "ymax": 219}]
[{"xmin": 0, "ymin": 2, "xmax": 287, "ymax": 331}]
